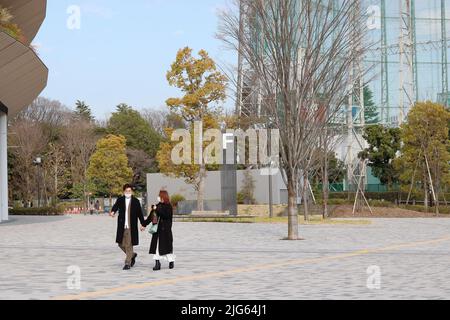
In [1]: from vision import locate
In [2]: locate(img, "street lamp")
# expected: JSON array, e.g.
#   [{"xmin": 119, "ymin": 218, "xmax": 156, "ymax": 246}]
[
  {"xmin": 33, "ymin": 156, "xmax": 43, "ymax": 208},
  {"xmin": 33, "ymin": 157, "xmax": 42, "ymax": 165}
]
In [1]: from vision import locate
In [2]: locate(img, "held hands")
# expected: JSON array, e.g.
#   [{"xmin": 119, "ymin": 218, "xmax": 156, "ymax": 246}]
[{"xmin": 140, "ymin": 225, "xmax": 146, "ymax": 232}]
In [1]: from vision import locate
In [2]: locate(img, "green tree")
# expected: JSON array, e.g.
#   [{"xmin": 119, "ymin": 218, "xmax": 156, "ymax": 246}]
[
  {"xmin": 156, "ymin": 115, "xmax": 220, "ymax": 197},
  {"xmin": 239, "ymin": 169, "xmax": 256, "ymax": 205},
  {"xmin": 312, "ymin": 151, "xmax": 346, "ymax": 185},
  {"xmin": 394, "ymin": 101, "xmax": 450, "ymax": 213},
  {"xmin": 75, "ymin": 100, "xmax": 94, "ymax": 122},
  {"xmin": 359, "ymin": 124, "xmax": 401, "ymax": 188},
  {"xmin": 363, "ymin": 86, "xmax": 379, "ymax": 124},
  {"xmin": 164, "ymin": 47, "xmax": 227, "ymax": 211},
  {"xmin": 87, "ymin": 135, "xmax": 133, "ymax": 201},
  {"xmin": 107, "ymin": 104, "xmax": 161, "ymax": 160}
]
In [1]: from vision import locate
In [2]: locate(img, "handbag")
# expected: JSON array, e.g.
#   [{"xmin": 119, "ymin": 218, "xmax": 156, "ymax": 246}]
[{"xmin": 148, "ymin": 217, "xmax": 159, "ymax": 235}]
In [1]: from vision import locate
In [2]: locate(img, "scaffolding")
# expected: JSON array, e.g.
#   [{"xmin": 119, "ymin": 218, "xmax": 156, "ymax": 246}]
[
  {"xmin": 344, "ymin": 0, "xmax": 450, "ymax": 188},
  {"xmin": 367, "ymin": 0, "xmax": 450, "ymax": 126},
  {"xmin": 234, "ymin": 0, "xmax": 450, "ymax": 191}
]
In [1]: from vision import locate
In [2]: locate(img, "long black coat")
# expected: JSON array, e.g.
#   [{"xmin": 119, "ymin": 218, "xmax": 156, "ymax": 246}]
[
  {"xmin": 112, "ymin": 196, "xmax": 146, "ymax": 246},
  {"xmin": 144, "ymin": 203, "xmax": 174, "ymax": 256}
]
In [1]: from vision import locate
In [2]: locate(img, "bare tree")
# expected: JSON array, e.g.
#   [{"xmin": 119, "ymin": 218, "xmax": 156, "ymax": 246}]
[
  {"xmin": 8, "ymin": 120, "xmax": 48, "ymax": 204},
  {"xmin": 17, "ymin": 97, "xmax": 71, "ymax": 141},
  {"xmin": 141, "ymin": 108, "xmax": 169, "ymax": 135},
  {"xmin": 17, "ymin": 97, "xmax": 70, "ymax": 125},
  {"xmin": 127, "ymin": 147, "xmax": 154, "ymax": 186},
  {"xmin": 218, "ymin": 0, "xmax": 372, "ymax": 239},
  {"xmin": 142, "ymin": 107, "xmax": 187, "ymax": 136},
  {"xmin": 60, "ymin": 118, "xmax": 98, "ymax": 209},
  {"xmin": 43, "ymin": 142, "xmax": 68, "ymax": 205},
  {"xmin": 307, "ymin": 127, "xmax": 346, "ymax": 219},
  {"xmin": 8, "ymin": 97, "xmax": 72, "ymax": 205}
]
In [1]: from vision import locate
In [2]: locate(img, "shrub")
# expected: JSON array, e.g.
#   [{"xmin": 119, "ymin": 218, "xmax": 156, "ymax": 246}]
[
  {"xmin": 316, "ymin": 199, "xmax": 352, "ymax": 206},
  {"xmin": 10, "ymin": 206, "xmax": 65, "ymax": 216},
  {"xmin": 0, "ymin": 6, "xmax": 13, "ymax": 24},
  {"xmin": 237, "ymin": 192, "xmax": 245, "ymax": 205},
  {"xmin": 328, "ymin": 192, "xmax": 407, "ymax": 203},
  {"xmin": 171, "ymin": 194, "xmax": 186, "ymax": 208},
  {"xmin": 400, "ymin": 205, "xmax": 450, "ymax": 215},
  {"xmin": 0, "ymin": 6, "xmax": 26, "ymax": 42}
]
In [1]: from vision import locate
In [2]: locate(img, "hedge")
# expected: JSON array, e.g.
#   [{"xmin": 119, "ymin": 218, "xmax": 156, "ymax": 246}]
[
  {"xmin": 324, "ymin": 192, "xmax": 450, "ymax": 203},
  {"xmin": 9, "ymin": 206, "xmax": 65, "ymax": 216}
]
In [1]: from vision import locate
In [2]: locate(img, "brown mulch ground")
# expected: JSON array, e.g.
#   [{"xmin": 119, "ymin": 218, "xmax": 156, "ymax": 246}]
[{"xmin": 330, "ymin": 205, "xmax": 450, "ymax": 218}]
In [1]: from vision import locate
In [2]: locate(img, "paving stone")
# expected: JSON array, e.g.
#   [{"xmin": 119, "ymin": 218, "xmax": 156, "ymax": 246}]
[{"xmin": 0, "ymin": 216, "xmax": 449, "ymax": 299}]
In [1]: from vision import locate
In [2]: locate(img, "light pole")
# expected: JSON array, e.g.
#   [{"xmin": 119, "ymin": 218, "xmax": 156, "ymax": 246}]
[
  {"xmin": 33, "ymin": 156, "xmax": 43, "ymax": 208},
  {"xmin": 268, "ymin": 160, "xmax": 274, "ymax": 219}
]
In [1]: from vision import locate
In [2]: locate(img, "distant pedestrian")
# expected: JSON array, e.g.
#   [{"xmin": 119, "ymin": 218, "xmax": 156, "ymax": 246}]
[{"xmin": 94, "ymin": 200, "xmax": 100, "ymax": 215}]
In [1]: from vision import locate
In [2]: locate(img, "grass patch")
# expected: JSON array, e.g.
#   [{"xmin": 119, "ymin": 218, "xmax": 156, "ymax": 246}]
[
  {"xmin": 9, "ymin": 206, "xmax": 65, "ymax": 216},
  {"xmin": 176, "ymin": 215, "xmax": 371, "ymax": 225},
  {"xmin": 399, "ymin": 205, "xmax": 450, "ymax": 215},
  {"xmin": 253, "ymin": 216, "xmax": 371, "ymax": 225}
]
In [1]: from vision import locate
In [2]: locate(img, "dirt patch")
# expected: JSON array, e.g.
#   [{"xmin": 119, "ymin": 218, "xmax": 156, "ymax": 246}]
[{"xmin": 330, "ymin": 205, "xmax": 450, "ymax": 218}]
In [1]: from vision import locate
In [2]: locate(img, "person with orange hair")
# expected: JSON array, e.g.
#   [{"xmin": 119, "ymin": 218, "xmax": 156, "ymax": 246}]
[{"xmin": 142, "ymin": 190, "xmax": 176, "ymax": 271}]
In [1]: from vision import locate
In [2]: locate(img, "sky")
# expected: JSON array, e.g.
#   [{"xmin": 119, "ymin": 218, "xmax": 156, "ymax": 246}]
[
  {"xmin": 33, "ymin": 1, "xmax": 450, "ymax": 121},
  {"xmin": 33, "ymin": 0, "xmax": 237, "ymax": 120}
]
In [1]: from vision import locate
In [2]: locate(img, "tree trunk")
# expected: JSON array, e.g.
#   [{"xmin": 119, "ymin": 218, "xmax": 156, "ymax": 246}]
[
  {"xmin": 435, "ymin": 161, "xmax": 440, "ymax": 216},
  {"xmin": 287, "ymin": 176, "xmax": 299, "ymax": 240},
  {"xmin": 26, "ymin": 170, "xmax": 31, "ymax": 207},
  {"xmin": 42, "ymin": 169, "xmax": 48, "ymax": 207},
  {"xmin": 433, "ymin": 181, "xmax": 439, "ymax": 216},
  {"xmin": 83, "ymin": 167, "xmax": 88, "ymax": 214},
  {"xmin": 435, "ymin": 195, "xmax": 439, "ymax": 216},
  {"xmin": 424, "ymin": 171, "xmax": 429, "ymax": 212},
  {"xmin": 197, "ymin": 164, "xmax": 206, "ymax": 211},
  {"xmin": 322, "ymin": 140, "xmax": 329, "ymax": 219},
  {"xmin": 54, "ymin": 163, "xmax": 58, "ymax": 206},
  {"xmin": 83, "ymin": 184, "xmax": 87, "ymax": 214},
  {"xmin": 303, "ymin": 175, "xmax": 309, "ymax": 222}
]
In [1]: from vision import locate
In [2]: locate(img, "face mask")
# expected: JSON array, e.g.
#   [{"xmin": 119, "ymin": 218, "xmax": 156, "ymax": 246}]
[
  {"xmin": 157, "ymin": 196, "xmax": 161, "ymax": 203},
  {"xmin": 125, "ymin": 193, "xmax": 132, "ymax": 199}
]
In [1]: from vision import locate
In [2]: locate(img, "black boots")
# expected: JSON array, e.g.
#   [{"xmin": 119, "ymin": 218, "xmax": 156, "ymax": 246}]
[
  {"xmin": 153, "ymin": 260, "xmax": 161, "ymax": 271},
  {"xmin": 153, "ymin": 260, "xmax": 174, "ymax": 270},
  {"xmin": 131, "ymin": 253, "xmax": 137, "ymax": 267}
]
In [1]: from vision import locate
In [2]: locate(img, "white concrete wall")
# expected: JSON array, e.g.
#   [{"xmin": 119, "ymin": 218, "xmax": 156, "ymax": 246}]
[
  {"xmin": 0, "ymin": 112, "xmax": 8, "ymax": 222},
  {"xmin": 147, "ymin": 169, "xmax": 285, "ymax": 205}
]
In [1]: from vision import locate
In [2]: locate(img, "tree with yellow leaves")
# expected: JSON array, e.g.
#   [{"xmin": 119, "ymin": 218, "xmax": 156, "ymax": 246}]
[
  {"xmin": 87, "ymin": 135, "xmax": 133, "ymax": 203},
  {"xmin": 161, "ymin": 47, "xmax": 227, "ymax": 211},
  {"xmin": 157, "ymin": 115, "xmax": 221, "ymax": 211},
  {"xmin": 394, "ymin": 101, "xmax": 450, "ymax": 214}
]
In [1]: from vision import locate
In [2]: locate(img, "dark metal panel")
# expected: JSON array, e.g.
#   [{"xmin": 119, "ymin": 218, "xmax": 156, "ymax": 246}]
[
  {"xmin": 221, "ymin": 138, "xmax": 238, "ymax": 216},
  {"xmin": 0, "ymin": 101, "xmax": 7, "ymax": 114}
]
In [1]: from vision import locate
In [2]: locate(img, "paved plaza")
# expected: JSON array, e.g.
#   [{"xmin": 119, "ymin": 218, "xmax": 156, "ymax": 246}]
[{"xmin": 0, "ymin": 215, "xmax": 449, "ymax": 300}]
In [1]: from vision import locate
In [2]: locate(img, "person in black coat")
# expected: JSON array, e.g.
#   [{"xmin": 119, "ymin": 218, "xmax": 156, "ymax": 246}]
[
  {"xmin": 110, "ymin": 184, "xmax": 146, "ymax": 270},
  {"xmin": 142, "ymin": 190, "xmax": 176, "ymax": 271}
]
